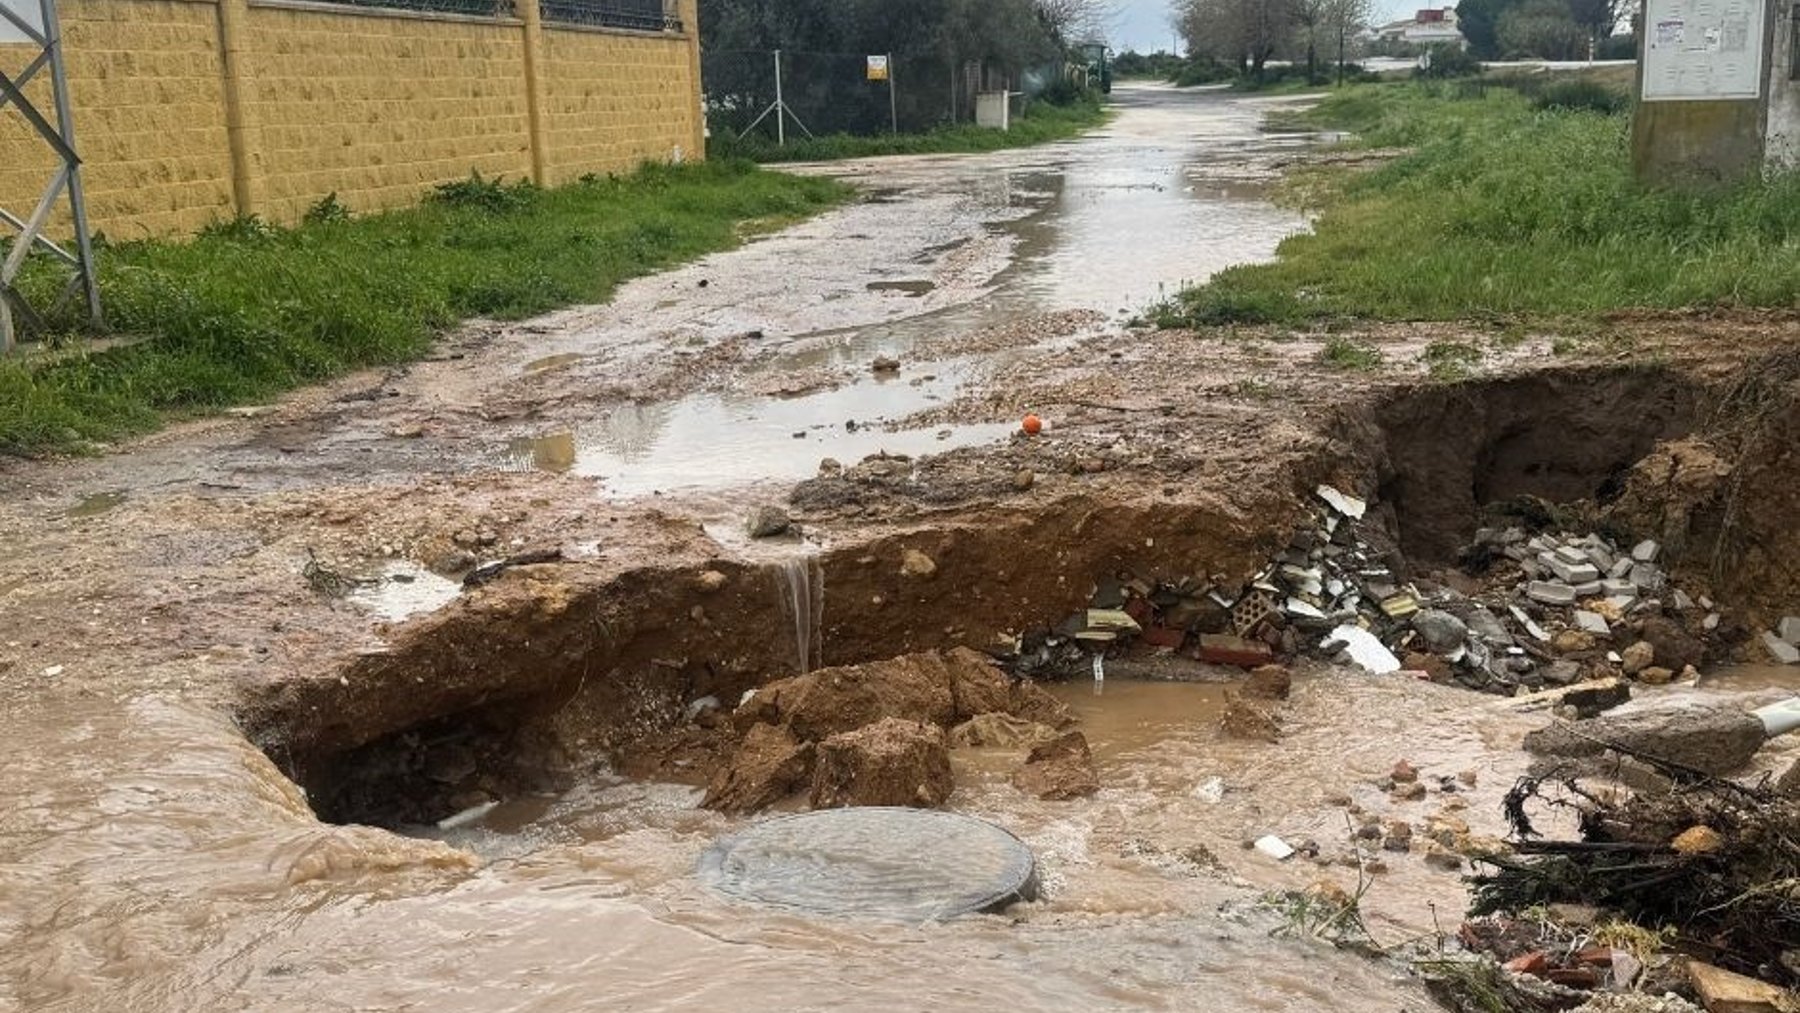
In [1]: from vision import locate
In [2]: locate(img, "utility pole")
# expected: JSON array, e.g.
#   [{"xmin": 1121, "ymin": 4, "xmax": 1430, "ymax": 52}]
[{"xmin": 887, "ymin": 52, "xmax": 898, "ymax": 135}]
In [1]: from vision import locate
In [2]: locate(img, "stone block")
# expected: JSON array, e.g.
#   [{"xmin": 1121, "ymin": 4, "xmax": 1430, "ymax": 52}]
[
  {"xmin": 1572, "ymin": 610, "xmax": 1611, "ymax": 635},
  {"xmin": 1631, "ymin": 539, "xmax": 1660, "ymax": 563},
  {"xmin": 1764, "ymin": 631, "xmax": 1800, "ymax": 665},
  {"xmin": 1779, "ymin": 616, "xmax": 1800, "ymax": 646},
  {"xmin": 1527, "ymin": 582, "xmax": 1578, "ymax": 606},
  {"xmin": 1601, "ymin": 579, "xmax": 1638, "ymax": 599}
]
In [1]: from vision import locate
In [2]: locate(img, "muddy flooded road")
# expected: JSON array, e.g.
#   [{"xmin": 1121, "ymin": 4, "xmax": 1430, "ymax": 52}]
[{"xmin": 3, "ymin": 83, "xmax": 1798, "ymax": 1013}]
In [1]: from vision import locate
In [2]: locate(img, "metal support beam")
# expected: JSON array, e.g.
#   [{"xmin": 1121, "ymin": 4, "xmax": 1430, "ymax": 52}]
[{"xmin": 1, "ymin": 0, "xmax": 101, "ymax": 355}]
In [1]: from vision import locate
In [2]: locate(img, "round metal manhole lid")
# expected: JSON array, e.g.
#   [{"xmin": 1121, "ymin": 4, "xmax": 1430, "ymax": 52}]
[{"xmin": 698, "ymin": 807, "xmax": 1039, "ymax": 922}]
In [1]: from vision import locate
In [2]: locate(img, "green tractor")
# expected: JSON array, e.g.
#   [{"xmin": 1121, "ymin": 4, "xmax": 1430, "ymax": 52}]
[{"xmin": 1077, "ymin": 42, "xmax": 1112, "ymax": 94}]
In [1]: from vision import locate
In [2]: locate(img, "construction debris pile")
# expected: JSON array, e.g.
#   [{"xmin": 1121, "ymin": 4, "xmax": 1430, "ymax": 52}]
[{"xmin": 1006, "ymin": 485, "xmax": 1732, "ymax": 701}]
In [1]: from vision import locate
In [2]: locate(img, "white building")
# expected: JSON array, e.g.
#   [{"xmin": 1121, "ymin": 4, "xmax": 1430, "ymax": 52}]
[{"xmin": 1373, "ymin": 8, "xmax": 1467, "ymax": 48}]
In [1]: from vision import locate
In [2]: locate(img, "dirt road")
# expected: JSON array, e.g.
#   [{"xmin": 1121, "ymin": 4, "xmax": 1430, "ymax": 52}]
[{"xmin": 1, "ymin": 84, "xmax": 1795, "ymax": 1012}]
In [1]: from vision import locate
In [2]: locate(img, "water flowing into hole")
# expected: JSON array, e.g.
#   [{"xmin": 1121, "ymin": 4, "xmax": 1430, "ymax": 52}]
[{"xmin": 774, "ymin": 556, "xmax": 824, "ymax": 673}]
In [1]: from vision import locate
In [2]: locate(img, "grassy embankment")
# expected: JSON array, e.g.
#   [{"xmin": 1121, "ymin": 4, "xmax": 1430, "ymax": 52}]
[
  {"xmin": 1152, "ymin": 77, "xmax": 1800, "ymax": 328},
  {"xmin": 713, "ymin": 93, "xmax": 1109, "ymax": 163},
  {"xmin": 0, "ymin": 161, "xmax": 849, "ymax": 456}
]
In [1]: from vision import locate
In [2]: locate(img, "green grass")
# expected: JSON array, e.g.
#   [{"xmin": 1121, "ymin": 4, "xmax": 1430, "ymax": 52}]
[
  {"xmin": 0, "ymin": 160, "xmax": 849, "ymax": 456},
  {"xmin": 1154, "ymin": 80, "xmax": 1800, "ymax": 327},
  {"xmin": 712, "ymin": 94, "xmax": 1109, "ymax": 163}
]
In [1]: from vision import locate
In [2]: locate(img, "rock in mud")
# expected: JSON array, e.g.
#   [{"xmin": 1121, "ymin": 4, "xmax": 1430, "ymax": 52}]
[
  {"xmin": 747, "ymin": 506, "xmax": 792, "ymax": 539},
  {"xmin": 1414, "ymin": 610, "xmax": 1470, "ymax": 653},
  {"xmin": 703, "ymin": 724, "xmax": 815, "ymax": 813},
  {"xmin": 734, "ymin": 648, "xmax": 1070, "ymax": 743},
  {"xmin": 1220, "ymin": 688, "xmax": 1281, "ymax": 742},
  {"xmin": 737, "ymin": 654, "xmax": 956, "ymax": 740},
  {"xmin": 1639, "ymin": 616, "xmax": 1705, "ymax": 672},
  {"xmin": 1621, "ymin": 640, "xmax": 1656, "ymax": 676},
  {"xmin": 870, "ymin": 355, "xmax": 901, "ymax": 374},
  {"xmin": 950, "ymin": 712, "xmax": 1060, "ymax": 749},
  {"xmin": 899, "ymin": 548, "xmax": 937, "ymax": 579},
  {"xmin": 1010, "ymin": 731, "xmax": 1100, "ymax": 800},
  {"xmin": 809, "ymin": 717, "xmax": 952, "ymax": 809},
  {"xmin": 1243, "ymin": 664, "xmax": 1292, "ymax": 700},
  {"xmin": 695, "ymin": 569, "xmax": 728, "ymax": 591},
  {"xmin": 1523, "ymin": 704, "xmax": 1767, "ymax": 776}
]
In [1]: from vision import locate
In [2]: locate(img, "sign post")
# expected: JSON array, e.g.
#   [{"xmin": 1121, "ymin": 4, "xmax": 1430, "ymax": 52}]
[{"xmin": 869, "ymin": 54, "xmax": 897, "ymax": 135}]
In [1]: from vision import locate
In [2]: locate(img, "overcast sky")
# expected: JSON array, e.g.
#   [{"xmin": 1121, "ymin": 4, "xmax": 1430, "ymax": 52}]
[{"xmin": 1110, "ymin": 0, "xmax": 1416, "ymax": 52}]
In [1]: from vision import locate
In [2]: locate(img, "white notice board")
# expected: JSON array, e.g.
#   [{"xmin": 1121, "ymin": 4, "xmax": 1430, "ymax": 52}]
[
  {"xmin": 0, "ymin": 0, "xmax": 47, "ymax": 43},
  {"xmin": 1643, "ymin": 0, "xmax": 1767, "ymax": 101}
]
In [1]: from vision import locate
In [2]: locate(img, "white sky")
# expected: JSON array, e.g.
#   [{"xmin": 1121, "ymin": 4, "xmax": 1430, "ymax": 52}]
[{"xmin": 1110, "ymin": 0, "xmax": 1416, "ymax": 52}]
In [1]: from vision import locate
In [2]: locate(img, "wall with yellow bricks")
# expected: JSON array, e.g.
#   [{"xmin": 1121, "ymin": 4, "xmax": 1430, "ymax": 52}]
[
  {"xmin": 0, "ymin": 0, "xmax": 702, "ymax": 239},
  {"xmin": 539, "ymin": 25, "xmax": 698, "ymax": 186},
  {"xmin": 0, "ymin": 1, "xmax": 237, "ymax": 240}
]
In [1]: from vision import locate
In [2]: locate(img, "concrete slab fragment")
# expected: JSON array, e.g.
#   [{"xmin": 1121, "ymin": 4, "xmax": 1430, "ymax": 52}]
[
  {"xmin": 1327, "ymin": 624, "xmax": 1400, "ymax": 675},
  {"xmin": 1573, "ymin": 610, "xmax": 1611, "ymax": 635},
  {"xmin": 1527, "ymin": 581, "xmax": 1578, "ymax": 606}
]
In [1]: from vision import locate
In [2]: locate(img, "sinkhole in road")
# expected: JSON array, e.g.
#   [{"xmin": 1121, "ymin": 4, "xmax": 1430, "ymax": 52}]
[{"xmin": 242, "ymin": 359, "xmax": 1797, "ymax": 837}]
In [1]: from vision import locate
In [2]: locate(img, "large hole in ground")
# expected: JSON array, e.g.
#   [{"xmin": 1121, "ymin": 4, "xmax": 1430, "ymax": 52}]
[
  {"xmin": 247, "ymin": 361, "xmax": 1797, "ymax": 833},
  {"xmin": 1371, "ymin": 366, "xmax": 1705, "ymax": 565}
]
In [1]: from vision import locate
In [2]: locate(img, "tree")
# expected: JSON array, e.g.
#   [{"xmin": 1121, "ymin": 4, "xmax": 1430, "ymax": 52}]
[
  {"xmin": 1565, "ymin": 0, "xmax": 1627, "ymax": 43},
  {"xmin": 1324, "ymin": 0, "xmax": 1375, "ymax": 83},
  {"xmin": 1036, "ymin": 0, "xmax": 1120, "ymax": 43},
  {"xmin": 1176, "ymin": 0, "xmax": 1294, "ymax": 77},
  {"xmin": 1496, "ymin": 0, "xmax": 1589, "ymax": 58},
  {"xmin": 1456, "ymin": 0, "xmax": 1521, "ymax": 59}
]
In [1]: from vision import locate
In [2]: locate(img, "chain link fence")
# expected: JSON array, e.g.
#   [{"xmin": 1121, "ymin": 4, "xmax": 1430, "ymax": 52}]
[
  {"xmin": 295, "ymin": 0, "xmax": 683, "ymax": 31},
  {"xmin": 703, "ymin": 48, "xmax": 1035, "ymax": 142}
]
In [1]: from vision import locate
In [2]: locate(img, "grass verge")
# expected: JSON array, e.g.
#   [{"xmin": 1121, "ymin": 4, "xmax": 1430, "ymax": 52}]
[
  {"xmin": 711, "ymin": 94, "xmax": 1109, "ymax": 163},
  {"xmin": 1152, "ymin": 79, "xmax": 1800, "ymax": 327},
  {"xmin": 0, "ymin": 160, "xmax": 849, "ymax": 456}
]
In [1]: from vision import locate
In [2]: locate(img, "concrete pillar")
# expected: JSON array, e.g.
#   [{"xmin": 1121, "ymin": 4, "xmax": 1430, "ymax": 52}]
[
  {"xmin": 1632, "ymin": 0, "xmax": 1782, "ymax": 187},
  {"xmin": 679, "ymin": 0, "xmax": 705, "ymax": 161},
  {"xmin": 519, "ymin": 0, "xmax": 552, "ymax": 186},
  {"xmin": 215, "ymin": 0, "xmax": 264, "ymax": 217}
]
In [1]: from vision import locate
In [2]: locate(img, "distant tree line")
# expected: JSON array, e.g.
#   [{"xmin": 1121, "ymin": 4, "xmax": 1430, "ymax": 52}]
[
  {"xmin": 1173, "ymin": 0, "xmax": 1377, "ymax": 83},
  {"xmin": 1458, "ymin": 0, "xmax": 1634, "ymax": 60}
]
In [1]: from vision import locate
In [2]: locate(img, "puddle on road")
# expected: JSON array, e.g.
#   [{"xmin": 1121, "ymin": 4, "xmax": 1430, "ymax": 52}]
[
  {"xmin": 503, "ymin": 370, "xmax": 1014, "ymax": 498},
  {"xmin": 67, "ymin": 490, "xmax": 128, "ymax": 518},
  {"xmin": 866, "ymin": 280, "xmax": 937, "ymax": 296},
  {"xmin": 345, "ymin": 562, "xmax": 463, "ymax": 622}
]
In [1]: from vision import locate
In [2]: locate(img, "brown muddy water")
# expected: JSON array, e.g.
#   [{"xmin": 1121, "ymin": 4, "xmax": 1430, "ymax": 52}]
[{"xmin": 0, "ymin": 673, "xmax": 1526, "ymax": 1012}]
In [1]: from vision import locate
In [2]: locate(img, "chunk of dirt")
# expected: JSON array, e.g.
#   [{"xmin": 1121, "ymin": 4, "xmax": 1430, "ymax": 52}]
[
  {"xmin": 701, "ymin": 724, "xmax": 814, "ymax": 813},
  {"xmin": 735, "ymin": 648, "xmax": 1070, "ymax": 743},
  {"xmin": 1522, "ymin": 705, "xmax": 1766, "ymax": 776},
  {"xmin": 1010, "ymin": 731, "xmax": 1099, "ymax": 800},
  {"xmin": 1638, "ymin": 616, "xmax": 1705, "ymax": 672},
  {"xmin": 1220, "ymin": 687, "xmax": 1282, "ymax": 742},
  {"xmin": 810, "ymin": 717, "xmax": 952, "ymax": 809},
  {"xmin": 1243, "ymin": 664, "xmax": 1292, "ymax": 700},
  {"xmin": 950, "ymin": 713, "xmax": 1061, "ymax": 749}
]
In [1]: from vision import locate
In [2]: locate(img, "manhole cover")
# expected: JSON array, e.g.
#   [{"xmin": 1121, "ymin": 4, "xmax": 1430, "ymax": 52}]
[{"xmin": 698, "ymin": 807, "xmax": 1039, "ymax": 922}]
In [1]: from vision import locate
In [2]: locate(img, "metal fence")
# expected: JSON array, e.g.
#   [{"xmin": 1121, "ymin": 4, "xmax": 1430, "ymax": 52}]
[
  {"xmin": 295, "ymin": 0, "xmax": 684, "ymax": 31},
  {"xmin": 704, "ymin": 48, "xmax": 1025, "ymax": 143}
]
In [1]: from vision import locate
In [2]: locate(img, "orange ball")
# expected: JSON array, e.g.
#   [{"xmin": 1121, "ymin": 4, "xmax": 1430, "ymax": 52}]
[{"xmin": 1021, "ymin": 413, "xmax": 1043, "ymax": 435}]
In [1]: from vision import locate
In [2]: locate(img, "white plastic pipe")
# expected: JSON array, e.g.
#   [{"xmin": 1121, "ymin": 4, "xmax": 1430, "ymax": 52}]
[{"xmin": 1753, "ymin": 697, "xmax": 1800, "ymax": 737}]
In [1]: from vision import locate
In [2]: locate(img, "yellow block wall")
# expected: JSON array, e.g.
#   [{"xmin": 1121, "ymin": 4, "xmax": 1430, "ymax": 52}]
[
  {"xmin": 238, "ymin": 4, "xmax": 533, "ymax": 223},
  {"xmin": 0, "ymin": 0, "xmax": 702, "ymax": 238},
  {"xmin": 0, "ymin": 0, "xmax": 235, "ymax": 239},
  {"xmin": 540, "ymin": 25, "xmax": 698, "ymax": 185}
]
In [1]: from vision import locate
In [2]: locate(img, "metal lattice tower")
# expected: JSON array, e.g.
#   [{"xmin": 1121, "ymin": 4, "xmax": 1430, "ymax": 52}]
[{"xmin": 0, "ymin": 0, "xmax": 101, "ymax": 355}]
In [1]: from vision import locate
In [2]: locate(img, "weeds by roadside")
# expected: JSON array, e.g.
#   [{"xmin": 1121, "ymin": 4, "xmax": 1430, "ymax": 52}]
[
  {"xmin": 1153, "ymin": 80, "xmax": 1800, "ymax": 327},
  {"xmin": 0, "ymin": 160, "xmax": 849, "ymax": 456},
  {"xmin": 712, "ymin": 94, "xmax": 1108, "ymax": 163}
]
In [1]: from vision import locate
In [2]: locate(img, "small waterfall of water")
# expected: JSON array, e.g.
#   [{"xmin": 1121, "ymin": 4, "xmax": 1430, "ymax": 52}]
[{"xmin": 773, "ymin": 556, "xmax": 824, "ymax": 673}]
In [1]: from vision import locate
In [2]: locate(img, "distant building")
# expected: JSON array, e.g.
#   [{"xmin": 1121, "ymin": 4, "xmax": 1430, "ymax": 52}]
[{"xmin": 1373, "ymin": 8, "xmax": 1468, "ymax": 48}]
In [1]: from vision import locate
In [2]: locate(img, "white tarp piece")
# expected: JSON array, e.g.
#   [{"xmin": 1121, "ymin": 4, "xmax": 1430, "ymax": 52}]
[
  {"xmin": 1642, "ymin": 0, "xmax": 1767, "ymax": 101},
  {"xmin": 0, "ymin": 0, "xmax": 47, "ymax": 43}
]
